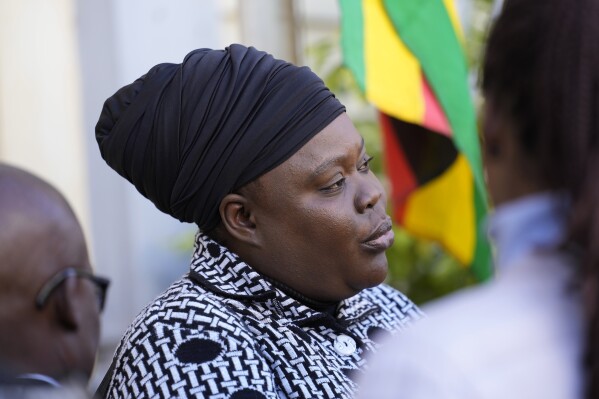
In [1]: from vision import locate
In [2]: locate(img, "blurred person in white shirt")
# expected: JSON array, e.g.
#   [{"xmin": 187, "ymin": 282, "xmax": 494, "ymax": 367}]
[{"xmin": 356, "ymin": 1, "xmax": 599, "ymax": 398}]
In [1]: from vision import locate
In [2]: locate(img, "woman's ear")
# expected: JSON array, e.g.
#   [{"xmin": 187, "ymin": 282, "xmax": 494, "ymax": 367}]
[{"xmin": 219, "ymin": 193, "xmax": 260, "ymax": 247}]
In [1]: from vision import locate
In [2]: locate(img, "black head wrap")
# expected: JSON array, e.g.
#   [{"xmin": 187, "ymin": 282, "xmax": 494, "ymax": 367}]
[{"xmin": 96, "ymin": 44, "xmax": 345, "ymax": 231}]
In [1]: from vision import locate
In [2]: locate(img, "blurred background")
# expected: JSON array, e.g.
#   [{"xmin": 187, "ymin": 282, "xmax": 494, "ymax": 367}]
[{"xmin": 0, "ymin": 0, "xmax": 495, "ymax": 389}]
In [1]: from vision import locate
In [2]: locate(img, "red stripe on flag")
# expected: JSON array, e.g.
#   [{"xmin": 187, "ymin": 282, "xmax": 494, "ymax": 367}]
[
  {"xmin": 379, "ymin": 111, "xmax": 418, "ymax": 222},
  {"xmin": 422, "ymin": 76, "xmax": 452, "ymax": 136}
]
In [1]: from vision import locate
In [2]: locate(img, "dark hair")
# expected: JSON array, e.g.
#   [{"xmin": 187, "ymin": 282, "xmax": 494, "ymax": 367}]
[{"xmin": 482, "ymin": 1, "xmax": 599, "ymax": 396}]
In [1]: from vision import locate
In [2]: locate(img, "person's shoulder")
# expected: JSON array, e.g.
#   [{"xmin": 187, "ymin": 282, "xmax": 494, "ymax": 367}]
[
  {"xmin": 106, "ymin": 276, "xmax": 276, "ymax": 398},
  {"xmin": 110, "ymin": 274, "xmax": 261, "ymax": 368},
  {"xmin": 357, "ymin": 251, "xmax": 584, "ymax": 399},
  {"xmin": 355, "ymin": 301, "xmax": 479, "ymax": 399},
  {"xmin": 355, "ymin": 282, "xmax": 522, "ymax": 399},
  {"xmin": 369, "ymin": 283, "xmax": 494, "ymax": 361},
  {"xmin": 418, "ymin": 249, "xmax": 576, "ymax": 321},
  {"xmin": 124, "ymin": 275, "xmax": 253, "ymax": 339},
  {"xmin": 357, "ymin": 284, "xmax": 424, "ymax": 322},
  {"xmin": 360, "ymin": 283, "xmax": 414, "ymax": 306},
  {"xmin": 0, "ymin": 385, "xmax": 91, "ymax": 399}
]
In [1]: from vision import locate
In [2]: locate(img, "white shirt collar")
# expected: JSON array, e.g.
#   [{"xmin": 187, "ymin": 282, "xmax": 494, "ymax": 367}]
[
  {"xmin": 487, "ymin": 192, "xmax": 569, "ymax": 271},
  {"xmin": 17, "ymin": 373, "xmax": 61, "ymax": 387}
]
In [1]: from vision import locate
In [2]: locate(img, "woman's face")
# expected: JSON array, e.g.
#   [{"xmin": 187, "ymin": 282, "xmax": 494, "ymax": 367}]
[{"xmin": 245, "ymin": 113, "xmax": 393, "ymax": 301}]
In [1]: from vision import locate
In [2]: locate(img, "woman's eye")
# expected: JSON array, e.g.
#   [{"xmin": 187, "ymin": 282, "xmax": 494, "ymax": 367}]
[
  {"xmin": 358, "ymin": 156, "xmax": 374, "ymax": 172},
  {"xmin": 322, "ymin": 177, "xmax": 346, "ymax": 192}
]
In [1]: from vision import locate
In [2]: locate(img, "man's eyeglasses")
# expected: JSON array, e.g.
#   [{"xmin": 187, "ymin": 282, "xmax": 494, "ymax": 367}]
[{"xmin": 35, "ymin": 267, "xmax": 110, "ymax": 311}]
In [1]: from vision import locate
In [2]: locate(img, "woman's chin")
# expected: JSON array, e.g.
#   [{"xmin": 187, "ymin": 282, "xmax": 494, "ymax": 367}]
[{"xmin": 359, "ymin": 258, "xmax": 389, "ymax": 291}]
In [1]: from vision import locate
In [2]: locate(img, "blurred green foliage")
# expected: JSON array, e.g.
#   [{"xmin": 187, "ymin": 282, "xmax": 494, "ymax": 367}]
[
  {"xmin": 305, "ymin": 0, "xmax": 495, "ymax": 304},
  {"xmin": 464, "ymin": 0, "xmax": 496, "ymax": 71}
]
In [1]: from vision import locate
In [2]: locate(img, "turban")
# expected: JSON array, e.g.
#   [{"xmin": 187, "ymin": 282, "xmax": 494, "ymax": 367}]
[{"xmin": 96, "ymin": 44, "xmax": 345, "ymax": 231}]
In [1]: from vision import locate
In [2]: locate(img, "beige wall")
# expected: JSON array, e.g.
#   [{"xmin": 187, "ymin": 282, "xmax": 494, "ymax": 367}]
[{"xmin": 0, "ymin": 0, "xmax": 91, "ymax": 239}]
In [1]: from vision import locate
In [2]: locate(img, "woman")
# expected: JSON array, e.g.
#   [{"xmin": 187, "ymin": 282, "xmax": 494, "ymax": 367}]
[
  {"xmin": 357, "ymin": 1, "xmax": 598, "ymax": 398},
  {"xmin": 94, "ymin": 45, "xmax": 421, "ymax": 399}
]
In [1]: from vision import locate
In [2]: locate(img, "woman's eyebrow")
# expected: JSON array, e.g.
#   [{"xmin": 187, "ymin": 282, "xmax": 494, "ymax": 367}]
[
  {"xmin": 309, "ymin": 138, "xmax": 365, "ymax": 181},
  {"xmin": 310, "ymin": 155, "xmax": 346, "ymax": 181}
]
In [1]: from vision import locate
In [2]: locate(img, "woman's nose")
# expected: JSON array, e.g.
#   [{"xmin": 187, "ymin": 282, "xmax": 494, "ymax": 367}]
[{"xmin": 355, "ymin": 175, "xmax": 383, "ymax": 213}]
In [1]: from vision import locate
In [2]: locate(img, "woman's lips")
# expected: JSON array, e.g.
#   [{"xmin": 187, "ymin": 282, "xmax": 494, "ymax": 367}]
[{"xmin": 362, "ymin": 218, "xmax": 395, "ymax": 252}]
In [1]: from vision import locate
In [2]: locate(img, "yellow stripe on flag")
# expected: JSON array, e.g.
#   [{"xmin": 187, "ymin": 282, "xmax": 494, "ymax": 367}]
[
  {"xmin": 363, "ymin": 0, "xmax": 424, "ymax": 124},
  {"xmin": 442, "ymin": 0, "xmax": 464, "ymax": 44},
  {"xmin": 403, "ymin": 155, "xmax": 475, "ymax": 265}
]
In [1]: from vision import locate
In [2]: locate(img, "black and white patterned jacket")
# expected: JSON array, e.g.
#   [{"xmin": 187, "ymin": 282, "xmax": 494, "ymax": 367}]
[{"xmin": 103, "ymin": 234, "xmax": 422, "ymax": 399}]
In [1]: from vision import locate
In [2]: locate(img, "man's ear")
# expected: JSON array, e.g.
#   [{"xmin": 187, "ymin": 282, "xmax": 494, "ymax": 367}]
[
  {"xmin": 52, "ymin": 279, "xmax": 79, "ymax": 331},
  {"xmin": 219, "ymin": 193, "xmax": 260, "ymax": 247}
]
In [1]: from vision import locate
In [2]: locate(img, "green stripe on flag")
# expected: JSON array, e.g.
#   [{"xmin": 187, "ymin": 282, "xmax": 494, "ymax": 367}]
[
  {"xmin": 382, "ymin": 0, "xmax": 487, "ymax": 202},
  {"xmin": 382, "ymin": 0, "xmax": 492, "ymax": 278},
  {"xmin": 339, "ymin": 0, "xmax": 366, "ymax": 92},
  {"xmin": 472, "ymin": 184, "xmax": 492, "ymax": 279}
]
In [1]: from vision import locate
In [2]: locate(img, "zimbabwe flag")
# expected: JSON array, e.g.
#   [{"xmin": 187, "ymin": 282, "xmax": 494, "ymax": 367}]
[{"xmin": 339, "ymin": 0, "xmax": 492, "ymax": 280}]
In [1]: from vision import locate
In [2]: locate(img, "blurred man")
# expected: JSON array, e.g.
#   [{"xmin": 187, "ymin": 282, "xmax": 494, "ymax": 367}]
[{"xmin": 0, "ymin": 163, "xmax": 109, "ymax": 395}]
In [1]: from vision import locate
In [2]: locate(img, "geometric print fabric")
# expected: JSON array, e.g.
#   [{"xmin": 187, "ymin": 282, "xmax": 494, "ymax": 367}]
[{"xmin": 104, "ymin": 234, "xmax": 422, "ymax": 398}]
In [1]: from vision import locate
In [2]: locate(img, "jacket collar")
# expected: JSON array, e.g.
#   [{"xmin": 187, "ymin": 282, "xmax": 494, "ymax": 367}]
[
  {"xmin": 487, "ymin": 191, "xmax": 569, "ymax": 271},
  {"xmin": 188, "ymin": 233, "xmax": 380, "ymax": 324},
  {"xmin": 189, "ymin": 233, "xmax": 276, "ymax": 300}
]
